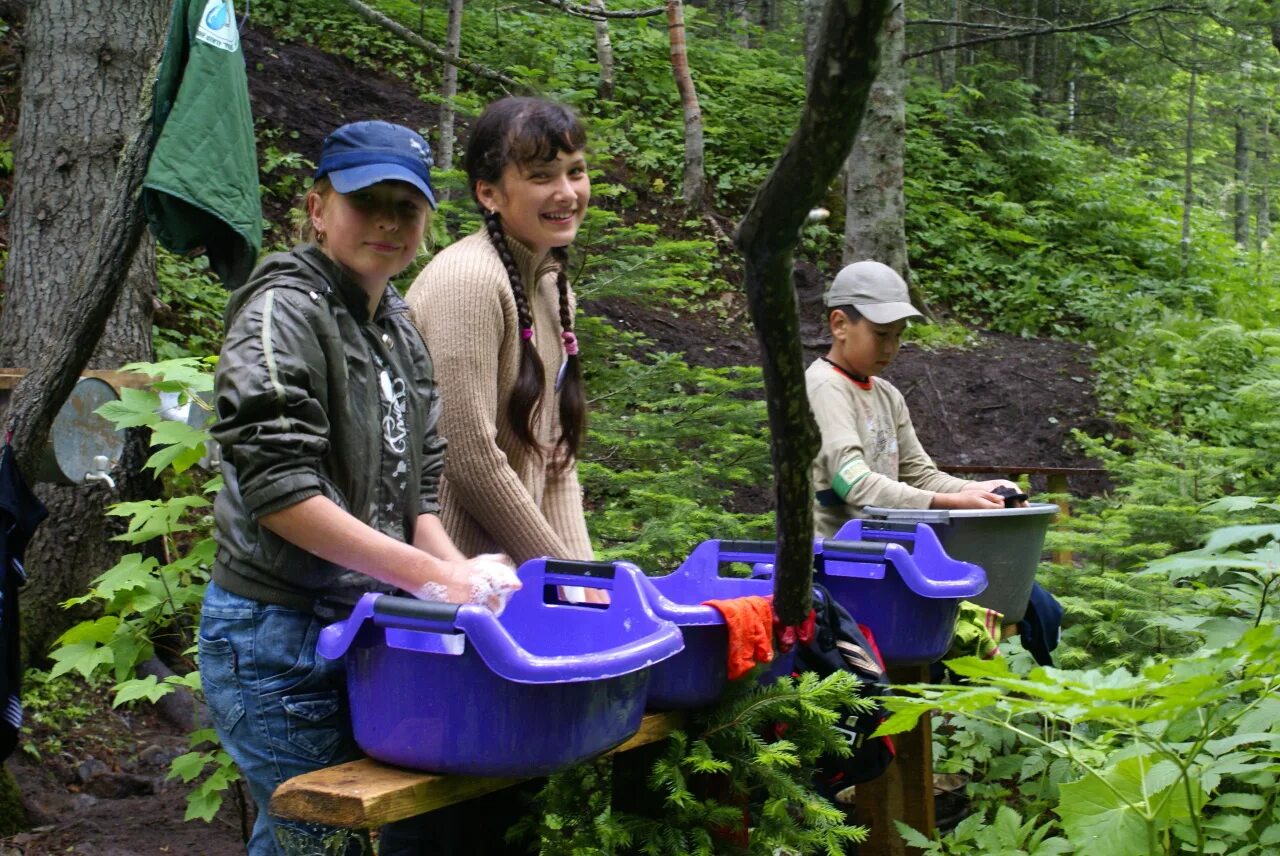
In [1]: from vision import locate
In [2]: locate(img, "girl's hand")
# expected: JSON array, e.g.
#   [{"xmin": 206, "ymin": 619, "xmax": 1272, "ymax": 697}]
[{"xmin": 411, "ymin": 554, "xmax": 522, "ymax": 615}]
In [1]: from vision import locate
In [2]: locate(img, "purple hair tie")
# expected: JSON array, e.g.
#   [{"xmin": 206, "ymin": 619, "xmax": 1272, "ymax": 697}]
[
  {"xmin": 520, "ymin": 327, "xmax": 534, "ymax": 341},
  {"xmin": 561, "ymin": 331, "xmax": 579, "ymax": 356}
]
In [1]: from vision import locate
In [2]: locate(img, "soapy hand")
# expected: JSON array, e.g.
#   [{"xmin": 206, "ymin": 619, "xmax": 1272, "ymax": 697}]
[
  {"xmin": 464, "ymin": 554, "xmax": 522, "ymax": 615},
  {"xmin": 411, "ymin": 554, "xmax": 522, "ymax": 615}
]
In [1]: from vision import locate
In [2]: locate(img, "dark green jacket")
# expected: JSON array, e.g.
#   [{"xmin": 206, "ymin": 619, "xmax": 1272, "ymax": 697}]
[
  {"xmin": 211, "ymin": 246, "xmax": 446, "ymax": 612},
  {"xmin": 143, "ymin": 0, "xmax": 261, "ymax": 289}
]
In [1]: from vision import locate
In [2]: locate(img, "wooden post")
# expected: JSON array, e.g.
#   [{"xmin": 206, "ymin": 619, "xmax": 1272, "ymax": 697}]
[
  {"xmin": 857, "ymin": 664, "xmax": 935, "ymax": 853},
  {"xmin": 1047, "ymin": 472, "xmax": 1072, "ymax": 566}
]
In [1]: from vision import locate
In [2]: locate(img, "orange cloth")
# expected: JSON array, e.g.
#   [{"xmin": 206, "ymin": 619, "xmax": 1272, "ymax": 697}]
[{"xmin": 703, "ymin": 596, "xmax": 776, "ymax": 680}]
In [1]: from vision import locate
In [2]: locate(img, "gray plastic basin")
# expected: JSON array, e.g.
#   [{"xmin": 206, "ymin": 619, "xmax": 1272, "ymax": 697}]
[{"xmin": 862, "ymin": 503, "xmax": 1059, "ymax": 623}]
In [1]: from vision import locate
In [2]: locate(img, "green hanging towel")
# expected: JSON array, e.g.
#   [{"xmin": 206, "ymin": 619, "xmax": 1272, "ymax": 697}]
[{"xmin": 143, "ymin": 0, "xmax": 262, "ymax": 289}]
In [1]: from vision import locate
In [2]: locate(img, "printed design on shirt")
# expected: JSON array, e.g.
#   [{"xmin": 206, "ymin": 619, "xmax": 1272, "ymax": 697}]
[
  {"xmin": 865, "ymin": 416, "xmax": 900, "ymax": 476},
  {"xmin": 378, "ymin": 368, "xmax": 409, "ymax": 455},
  {"xmin": 195, "ymin": 0, "xmax": 239, "ymax": 51},
  {"xmin": 833, "ymin": 455, "xmax": 871, "ymax": 499}
]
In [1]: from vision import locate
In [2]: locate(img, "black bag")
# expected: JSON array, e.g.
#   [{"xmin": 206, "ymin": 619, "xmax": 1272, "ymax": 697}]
[{"xmin": 795, "ymin": 584, "xmax": 895, "ymax": 795}]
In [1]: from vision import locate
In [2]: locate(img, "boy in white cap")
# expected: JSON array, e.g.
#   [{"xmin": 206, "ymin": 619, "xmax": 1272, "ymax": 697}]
[{"xmin": 807, "ymin": 261, "xmax": 1019, "ymax": 537}]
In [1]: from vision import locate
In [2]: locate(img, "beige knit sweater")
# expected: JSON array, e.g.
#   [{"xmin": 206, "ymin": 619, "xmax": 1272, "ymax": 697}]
[
  {"xmin": 405, "ymin": 230, "xmax": 594, "ymax": 564},
  {"xmin": 807, "ymin": 358, "xmax": 971, "ymax": 537}
]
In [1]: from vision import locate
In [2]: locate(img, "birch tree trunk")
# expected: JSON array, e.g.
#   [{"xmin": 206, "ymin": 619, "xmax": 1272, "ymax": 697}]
[
  {"xmin": 437, "ymin": 0, "xmax": 464, "ymax": 180},
  {"xmin": 1234, "ymin": 115, "xmax": 1249, "ymax": 247},
  {"xmin": 667, "ymin": 0, "xmax": 706, "ymax": 209},
  {"xmin": 1181, "ymin": 59, "xmax": 1198, "ymax": 272},
  {"xmin": 592, "ymin": 0, "xmax": 615, "ymax": 99},
  {"xmin": 842, "ymin": 0, "xmax": 924, "ymax": 309},
  {"xmin": 1257, "ymin": 114, "xmax": 1271, "ymax": 248},
  {"xmin": 0, "ymin": 0, "xmax": 167, "ymax": 659}
]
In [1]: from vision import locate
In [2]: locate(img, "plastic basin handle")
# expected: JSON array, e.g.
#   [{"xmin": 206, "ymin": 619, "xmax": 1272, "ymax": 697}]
[
  {"xmin": 718, "ymin": 539, "xmax": 778, "ymax": 557},
  {"xmin": 540, "ymin": 557, "xmax": 619, "ymax": 591},
  {"xmin": 371, "ymin": 595, "xmax": 461, "ymax": 633},
  {"xmin": 820, "ymin": 539, "xmax": 889, "ymax": 558}
]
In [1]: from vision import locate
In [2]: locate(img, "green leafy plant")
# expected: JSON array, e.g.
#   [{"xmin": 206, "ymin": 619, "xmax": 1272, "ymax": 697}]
[
  {"xmin": 894, "ymin": 508, "xmax": 1280, "ymax": 855},
  {"xmin": 45, "ymin": 358, "xmax": 239, "ymax": 823}
]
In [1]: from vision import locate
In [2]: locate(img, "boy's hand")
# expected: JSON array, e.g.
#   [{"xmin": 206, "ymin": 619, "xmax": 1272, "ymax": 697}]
[{"xmin": 931, "ymin": 490, "xmax": 1006, "ymax": 510}]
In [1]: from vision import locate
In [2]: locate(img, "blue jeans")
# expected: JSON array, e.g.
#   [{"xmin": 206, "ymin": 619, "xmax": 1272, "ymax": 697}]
[{"xmin": 200, "ymin": 582, "xmax": 447, "ymax": 855}]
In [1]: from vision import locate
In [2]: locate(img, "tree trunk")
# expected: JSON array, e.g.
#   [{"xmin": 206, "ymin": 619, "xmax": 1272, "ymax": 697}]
[
  {"xmin": 1234, "ymin": 114, "xmax": 1249, "ymax": 247},
  {"xmin": 735, "ymin": 0, "xmax": 890, "ymax": 626},
  {"xmin": 803, "ymin": 0, "xmax": 822, "ymax": 84},
  {"xmin": 732, "ymin": 0, "xmax": 750, "ymax": 47},
  {"xmin": 0, "ymin": 0, "xmax": 167, "ymax": 660},
  {"xmin": 843, "ymin": 0, "xmax": 925, "ymax": 309},
  {"xmin": 667, "ymin": 0, "xmax": 706, "ymax": 209},
  {"xmin": 592, "ymin": 0, "xmax": 615, "ymax": 99},
  {"xmin": 938, "ymin": 0, "xmax": 958, "ymax": 89},
  {"xmin": 1258, "ymin": 113, "xmax": 1271, "ymax": 249},
  {"xmin": 1180, "ymin": 58, "xmax": 1197, "ymax": 272},
  {"xmin": 437, "ymin": 0, "xmax": 464, "ymax": 180}
]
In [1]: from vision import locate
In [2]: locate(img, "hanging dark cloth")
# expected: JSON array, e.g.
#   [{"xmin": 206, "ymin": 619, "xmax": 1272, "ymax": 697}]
[{"xmin": 0, "ymin": 443, "xmax": 48, "ymax": 760}]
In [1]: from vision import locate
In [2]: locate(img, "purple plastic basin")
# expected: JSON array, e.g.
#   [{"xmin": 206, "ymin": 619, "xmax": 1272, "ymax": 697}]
[
  {"xmin": 317, "ymin": 558, "xmax": 684, "ymax": 776},
  {"xmin": 640, "ymin": 540, "xmax": 798, "ymax": 709},
  {"xmin": 823, "ymin": 520, "xmax": 987, "ymax": 665}
]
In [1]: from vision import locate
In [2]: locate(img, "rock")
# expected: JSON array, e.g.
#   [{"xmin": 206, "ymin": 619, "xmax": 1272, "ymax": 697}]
[
  {"xmin": 77, "ymin": 757, "xmax": 109, "ymax": 784},
  {"xmin": 137, "ymin": 744, "xmax": 177, "ymax": 769},
  {"xmin": 68, "ymin": 792, "xmax": 100, "ymax": 812}
]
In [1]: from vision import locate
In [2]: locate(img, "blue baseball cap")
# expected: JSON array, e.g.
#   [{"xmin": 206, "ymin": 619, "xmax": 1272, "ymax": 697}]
[{"xmin": 315, "ymin": 121, "xmax": 437, "ymax": 208}]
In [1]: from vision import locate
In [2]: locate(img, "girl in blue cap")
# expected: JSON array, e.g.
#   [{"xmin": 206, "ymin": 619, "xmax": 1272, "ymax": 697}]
[{"xmin": 200, "ymin": 120, "xmax": 519, "ymax": 855}]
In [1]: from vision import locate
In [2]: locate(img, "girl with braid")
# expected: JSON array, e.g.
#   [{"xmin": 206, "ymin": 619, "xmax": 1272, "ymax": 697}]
[{"xmin": 407, "ymin": 97, "xmax": 598, "ymax": 595}]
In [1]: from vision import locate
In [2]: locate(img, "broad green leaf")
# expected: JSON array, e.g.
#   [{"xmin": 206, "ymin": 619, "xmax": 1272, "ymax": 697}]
[
  {"xmin": 1057, "ymin": 754, "xmax": 1201, "ymax": 855},
  {"xmin": 96, "ymin": 387, "xmax": 162, "ymax": 429},
  {"xmin": 1210, "ymin": 792, "xmax": 1265, "ymax": 810},
  {"xmin": 54, "ymin": 616, "xmax": 120, "ymax": 646},
  {"xmin": 112, "ymin": 676, "xmax": 172, "ymax": 707},
  {"xmin": 48, "ymin": 641, "xmax": 113, "ymax": 680},
  {"xmin": 168, "ymin": 750, "xmax": 212, "ymax": 783},
  {"xmin": 119, "ymin": 357, "xmax": 215, "ymax": 392}
]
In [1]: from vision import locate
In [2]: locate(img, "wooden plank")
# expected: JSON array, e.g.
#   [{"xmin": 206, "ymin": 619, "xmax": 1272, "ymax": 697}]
[
  {"xmin": 857, "ymin": 664, "xmax": 934, "ymax": 854},
  {"xmin": 0, "ymin": 368, "xmax": 156, "ymax": 390},
  {"xmin": 936, "ymin": 463, "xmax": 1105, "ymax": 476},
  {"xmin": 270, "ymin": 711, "xmax": 685, "ymax": 829}
]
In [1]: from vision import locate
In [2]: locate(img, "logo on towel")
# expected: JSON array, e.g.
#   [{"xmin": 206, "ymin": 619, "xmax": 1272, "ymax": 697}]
[{"xmin": 195, "ymin": 0, "xmax": 239, "ymax": 52}]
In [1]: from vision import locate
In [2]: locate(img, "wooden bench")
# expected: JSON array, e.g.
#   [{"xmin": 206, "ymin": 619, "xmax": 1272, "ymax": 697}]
[
  {"xmin": 271, "ymin": 701, "xmax": 936, "ymax": 851},
  {"xmin": 270, "ymin": 711, "xmax": 684, "ymax": 829}
]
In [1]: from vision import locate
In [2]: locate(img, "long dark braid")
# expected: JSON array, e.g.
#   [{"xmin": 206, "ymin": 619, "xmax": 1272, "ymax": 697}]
[
  {"xmin": 550, "ymin": 246, "xmax": 586, "ymax": 468},
  {"xmin": 484, "ymin": 211, "xmax": 546, "ymax": 454},
  {"xmin": 466, "ymin": 96, "xmax": 590, "ymax": 462}
]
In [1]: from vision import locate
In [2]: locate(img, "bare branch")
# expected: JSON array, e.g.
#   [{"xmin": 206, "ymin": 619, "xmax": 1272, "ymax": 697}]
[
  {"xmin": 907, "ymin": 18, "xmax": 1020, "ymax": 31},
  {"xmin": 531, "ymin": 0, "xmax": 665, "ymax": 20},
  {"xmin": 335, "ymin": 0, "xmax": 525, "ymax": 91},
  {"xmin": 905, "ymin": 3, "xmax": 1196, "ymax": 60}
]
